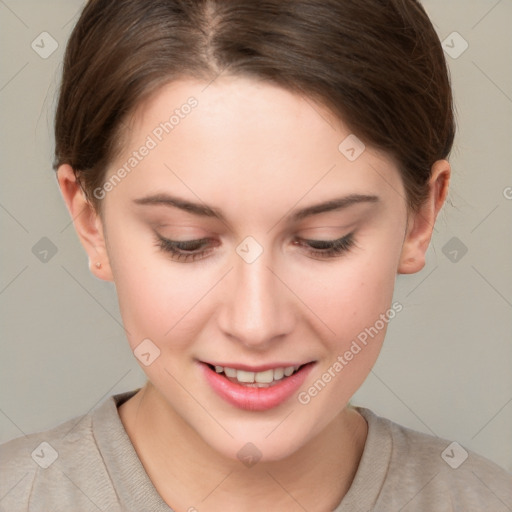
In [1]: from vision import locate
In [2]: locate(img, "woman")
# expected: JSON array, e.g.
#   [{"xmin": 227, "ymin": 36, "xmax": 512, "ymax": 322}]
[{"xmin": 1, "ymin": 0, "xmax": 511, "ymax": 510}]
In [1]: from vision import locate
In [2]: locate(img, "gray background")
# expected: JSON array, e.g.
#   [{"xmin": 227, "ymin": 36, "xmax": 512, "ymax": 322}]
[{"xmin": 1, "ymin": 0, "xmax": 511, "ymax": 472}]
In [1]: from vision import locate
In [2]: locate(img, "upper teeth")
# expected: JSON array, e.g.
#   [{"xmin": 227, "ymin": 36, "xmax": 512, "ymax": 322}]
[{"xmin": 214, "ymin": 365, "xmax": 300, "ymax": 383}]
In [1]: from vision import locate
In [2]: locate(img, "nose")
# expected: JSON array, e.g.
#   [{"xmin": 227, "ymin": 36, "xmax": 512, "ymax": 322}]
[{"xmin": 217, "ymin": 245, "xmax": 295, "ymax": 349}]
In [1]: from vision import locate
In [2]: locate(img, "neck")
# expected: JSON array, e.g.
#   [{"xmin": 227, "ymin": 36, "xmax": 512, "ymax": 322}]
[{"xmin": 118, "ymin": 382, "xmax": 367, "ymax": 512}]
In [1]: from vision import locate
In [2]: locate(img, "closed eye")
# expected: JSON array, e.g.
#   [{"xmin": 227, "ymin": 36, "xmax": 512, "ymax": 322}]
[
  {"xmin": 294, "ymin": 232, "xmax": 356, "ymax": 259},
  {"xmin": 154, "ymin": 232, "xmax": 356, "ymax": 263}
]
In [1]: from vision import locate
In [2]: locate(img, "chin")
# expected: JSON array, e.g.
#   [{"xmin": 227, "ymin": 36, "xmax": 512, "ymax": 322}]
[{"xmin": 196, "ymin": 417, "xmax": 316, "ymax": 466}]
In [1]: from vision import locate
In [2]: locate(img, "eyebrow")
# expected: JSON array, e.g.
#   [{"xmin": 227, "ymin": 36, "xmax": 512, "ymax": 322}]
[{"xmin": 133, "ymin": 193, "xmax": 380, "ymax": 224}]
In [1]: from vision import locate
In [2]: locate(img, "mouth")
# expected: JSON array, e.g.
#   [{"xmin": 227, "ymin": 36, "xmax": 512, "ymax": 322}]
[
  {"xmin": 204, "ymin": 362, "xmax": 309, "ymax": 388},
  {"xmin": 199, "ymin": 360, "xmax": 316, "ymax": 411}
]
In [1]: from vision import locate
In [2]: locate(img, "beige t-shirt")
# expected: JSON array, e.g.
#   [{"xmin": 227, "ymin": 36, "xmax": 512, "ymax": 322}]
[{"xmin": 1, "ymin": 389, "xmax": 511, "ymax": 511}]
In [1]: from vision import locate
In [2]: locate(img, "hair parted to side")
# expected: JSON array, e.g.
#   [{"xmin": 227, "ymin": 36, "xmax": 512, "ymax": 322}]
[{"xmin": 53, "ymin": 0, "xmax": 455, "ymax": 214}]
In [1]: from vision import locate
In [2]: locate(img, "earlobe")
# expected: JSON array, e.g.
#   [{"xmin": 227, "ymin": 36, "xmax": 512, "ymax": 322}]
[
  {"xmin": 397, "ymin": 160, "xmax": 451, "ymax": 275},
  {"xmin": 57, "ymin": 164, "xmax": 114, "ymax": 282}
]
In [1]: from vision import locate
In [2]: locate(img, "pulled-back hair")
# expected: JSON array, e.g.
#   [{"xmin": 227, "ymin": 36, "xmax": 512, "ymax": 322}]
[{"xmin": 53, "ymin": 0, "xmax": 455, "ymax": 213}]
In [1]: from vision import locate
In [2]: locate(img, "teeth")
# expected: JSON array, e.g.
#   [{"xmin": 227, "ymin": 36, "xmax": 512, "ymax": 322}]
[
  {"xmin": 224, "ymin": 367, "xmax": 237, "ymax": 378},
  {"xmin": 284, "ymin": 366, "xmax": 296, "ymax": 377},
  {"xmin": 273, "ymin": 367, "xmax": 284, "ymax": 380},
  {"xmin": 212, "ymin": 364, "xmax": 301, "ymax": 384},
  {"xmin": 255, "ymin": 369, "xmax": 274, "ymax": 383},
  {"xmin": 237, "ymin": 370, "xmax": 255, "ymax": 383}
]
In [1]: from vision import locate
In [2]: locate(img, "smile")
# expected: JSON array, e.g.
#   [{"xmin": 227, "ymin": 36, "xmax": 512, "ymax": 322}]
[
  {"xmin": 199, "ymin": 361, "xmax": 316, "ymax": 411},
  {"xmin": 206, "ymin": 363, "xmax": 303, "ymax": 387}
]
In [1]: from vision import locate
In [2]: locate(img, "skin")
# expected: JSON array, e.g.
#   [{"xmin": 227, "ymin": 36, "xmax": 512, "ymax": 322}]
[{"xmin": 57, "ymin": 77, "xmax": 450, "ymax": 511}]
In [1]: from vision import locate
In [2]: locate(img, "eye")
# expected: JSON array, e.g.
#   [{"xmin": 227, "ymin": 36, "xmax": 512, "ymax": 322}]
[
  {"xmin": 293, "ymin": 232, "xmax": 356, "ymax": 259},
  {"xmin": 154, "ymin": 232, "xmax": 357, "ymax": 263},
  {"xmin": 154, "ymin": 233, "xmax": 215, "ymax": 263}
]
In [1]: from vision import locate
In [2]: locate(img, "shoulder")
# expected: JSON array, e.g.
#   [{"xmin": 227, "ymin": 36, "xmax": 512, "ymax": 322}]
[
  {"xmin": 0, "ymin": 401, "xmax": 119, "ymax": 512},
  {"xmin": 358, "ymin": 407, "xmax": 512, "ymax": 511}
]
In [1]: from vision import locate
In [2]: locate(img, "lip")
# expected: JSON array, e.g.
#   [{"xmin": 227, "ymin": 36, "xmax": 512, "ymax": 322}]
[
  {"xmin": 198, "ymin": 360, "xmax": 316, "ymax": 411},
  {"xmin": 203, "ymin": 361, "xmax": 308, "ymax": 372}
]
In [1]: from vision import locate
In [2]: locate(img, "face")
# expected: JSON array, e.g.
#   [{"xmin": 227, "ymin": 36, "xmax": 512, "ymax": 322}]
[{"xmin": 97, "ymin": 77, "xmax": 410, "ymax": 461}]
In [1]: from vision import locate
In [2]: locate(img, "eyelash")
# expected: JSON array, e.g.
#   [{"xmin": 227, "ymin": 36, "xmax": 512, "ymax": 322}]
[{"xmin": 155, "ymin": 232, "xmax": 356, "ymax": 263}]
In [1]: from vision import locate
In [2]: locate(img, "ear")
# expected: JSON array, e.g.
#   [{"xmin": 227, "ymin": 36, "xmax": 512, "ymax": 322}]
[
  {"xmin": 398, "ymin": 159, "xmax": 451, "ymax": 274},
  {"xmin": 57, "ymin": 164, "xmax": 114, "ymax": 281}
]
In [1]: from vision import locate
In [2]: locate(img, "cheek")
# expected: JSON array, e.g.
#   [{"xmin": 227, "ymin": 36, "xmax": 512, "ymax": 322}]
[
  {"xmin": 294, "ymin": 254, "xmax": 400, "ymax": 411},
  {"xmin": 300, "ymin": 235, "xmax": 400, "ymax": 338},
  {"xmin": 107, "ymin": 229, "xmax": 210, "ymax": 350},
  {"xmin": 291, "ymin": 228, "xmax": 402, "ymax": 398}
]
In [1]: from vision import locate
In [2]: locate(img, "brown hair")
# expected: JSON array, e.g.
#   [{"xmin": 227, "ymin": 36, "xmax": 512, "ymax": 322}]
[{"xmin": 53, "ymin": 0, "xmax": 455, "ymax": 214}]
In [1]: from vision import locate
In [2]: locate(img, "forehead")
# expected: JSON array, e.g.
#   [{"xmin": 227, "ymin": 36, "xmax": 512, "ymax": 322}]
[
  {"xmin": 107, "ymin": 77, "xmax": 403, "ymax": 215},
  {"xmin": 128, "ymin": 76, "xmax": 344, "ymax": 156}
]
